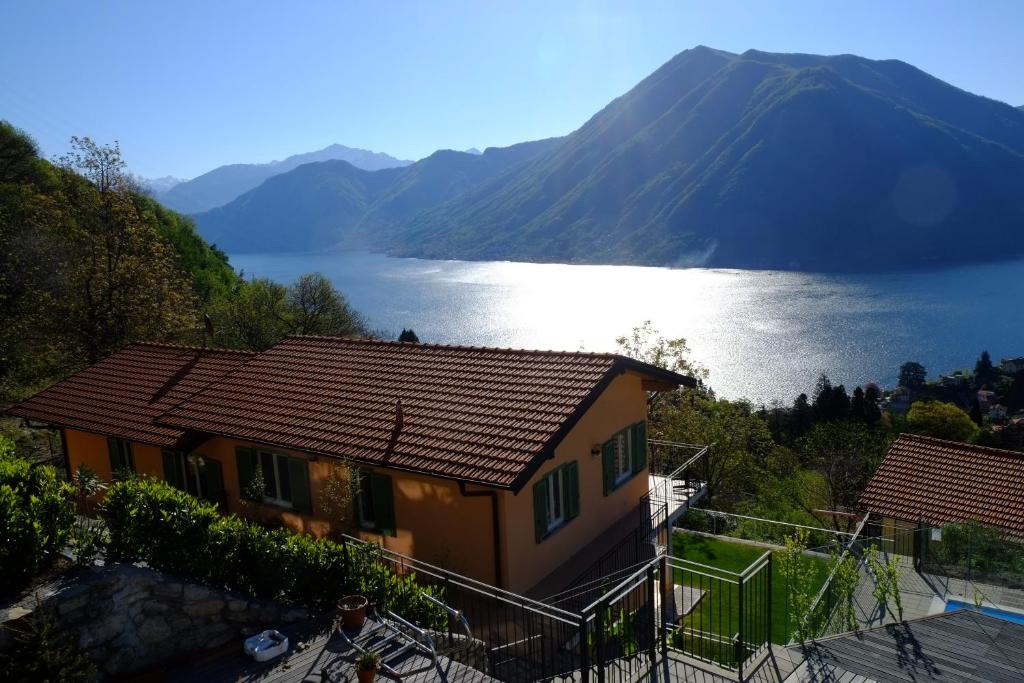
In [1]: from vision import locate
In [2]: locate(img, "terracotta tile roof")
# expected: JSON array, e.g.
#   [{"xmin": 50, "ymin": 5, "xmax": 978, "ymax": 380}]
[
  {"xmin": 158, "ymin": 336, "xmax": 693, "ymax": 489},
  {"xmin": 7, "ymin": 343, "xmax": 256, "ymax": 447},
  {"xmin": 860, "ymin": 433, "xmax": 1024, "ymax": 535}
]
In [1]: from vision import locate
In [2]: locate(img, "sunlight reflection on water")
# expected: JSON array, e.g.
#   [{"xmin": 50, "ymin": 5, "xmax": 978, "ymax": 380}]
[{"xmin": 231, "ymin": 251, "xmax": 1024, "ymax": 404}]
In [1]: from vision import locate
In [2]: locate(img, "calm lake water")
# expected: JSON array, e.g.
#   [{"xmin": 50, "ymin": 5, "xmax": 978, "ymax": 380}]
[{"xmin": 230, "ymin": 251, "xmax": 1024, "ymax": 405}]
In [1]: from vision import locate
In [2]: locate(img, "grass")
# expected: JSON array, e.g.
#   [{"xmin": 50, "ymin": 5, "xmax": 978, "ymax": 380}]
[{"xmin": 670, "ymin": 532, "xmax": 831, "ymax": 650}]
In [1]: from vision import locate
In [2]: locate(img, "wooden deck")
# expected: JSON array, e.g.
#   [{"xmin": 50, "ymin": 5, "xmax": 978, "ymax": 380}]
[
  {"xmin": 784, "ymin": 609, "xmax": 1024, "ymax": 682},
  {"xmin": 166, "ymin": 616, "xmax": 499, "ymax": 683}
]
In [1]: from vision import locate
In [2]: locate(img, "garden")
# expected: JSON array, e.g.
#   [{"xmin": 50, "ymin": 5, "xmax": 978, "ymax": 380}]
[{"xmin": 671, "ymin": 531, "xmax": 832, "ymax": 646}]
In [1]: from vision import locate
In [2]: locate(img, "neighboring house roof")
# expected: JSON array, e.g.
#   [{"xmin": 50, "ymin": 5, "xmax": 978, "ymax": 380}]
[
  {"xmin": 7, "ymin": 343, "xmax": 256, "ymax": 448},
  {"xmin": 860, "ymin": 433, "xmax": 1024, "ymax": 535},
  {"xmin": 157, "ymin": 336, "xmax": 694, "ymax": 490}
]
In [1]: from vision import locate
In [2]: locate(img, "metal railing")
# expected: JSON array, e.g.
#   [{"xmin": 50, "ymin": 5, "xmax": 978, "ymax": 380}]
[{"xmin": 337, "ymin": 529, "xmax": 775, "ymax": 682}]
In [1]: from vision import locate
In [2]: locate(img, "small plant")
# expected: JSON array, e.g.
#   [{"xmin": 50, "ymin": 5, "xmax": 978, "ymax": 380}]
[
  {"xmin": 866, "ymin": 546, "xmax": 905, "ymax": 622},
  {"xmin": 69, "ymin": 518, "xmax": 106, "ymax": 567},
  {"xmin": 778, "ymin": 529, "xmax": 817, "ymax": 643},
  {"xmin": 0, "ymin": 604, "xmax": 96, "ymax": 682},
  {"xmin": 829, "ymin": 548, "xmax": 862, "ymax": 633},
  {"xmin": 317, "ymin": 460, "xmax": 358, "ymax": 536},
  {"xmin": 355, "ymin": 650, "xmax": 381, "ymax": 672}
]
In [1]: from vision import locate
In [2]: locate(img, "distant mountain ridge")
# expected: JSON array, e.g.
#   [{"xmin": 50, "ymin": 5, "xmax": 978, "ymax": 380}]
[
  {"xmin": 194, "ymin": 47, "xmax": 1024, "ymax": 272},
  {"xmin": 157, "ymin": 144, "xmax": 412, "ymax": 213}
]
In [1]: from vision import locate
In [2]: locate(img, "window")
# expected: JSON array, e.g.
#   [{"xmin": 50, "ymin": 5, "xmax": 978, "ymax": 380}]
[
  {"xmin": 546, "ymin": 467, "xmax": 566, "ymax": 530},
  {"xmin": 602, "ymin": 421, "xmax": 648, "ymax": 495},
  {"xmin": 613, "ymin": 432, "xmax": 632, "ymax": 484},
  {"xmin": 533, "ymin": 461, "xmax": 580, "ymax": 543},
  {"xmin": 107, "ymin": 437, "xmax": 135, "ymax": 477},
  {"xmin": 162, "ymin": 450, "xmax": 224, "ymax": 505},
  {"xmin": 235, "ymin": 447, "xmax": 312, "ymax": 515},
  {"xmin": 356, "ymin": 470, "xmax": 396, "ymax": 536},
  {"xmin": 261, "ymin": 451, "xmax": 293, "ymax": 505}
]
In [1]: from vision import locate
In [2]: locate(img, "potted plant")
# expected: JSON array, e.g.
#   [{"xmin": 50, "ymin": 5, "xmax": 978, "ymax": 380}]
[
  {"xmin": 354, "ymin": 651, "xmax": 381, "ymax": 683},
  {"xmin": 338, "ymin": 594, "xmax": 369, "ymax": 631}
]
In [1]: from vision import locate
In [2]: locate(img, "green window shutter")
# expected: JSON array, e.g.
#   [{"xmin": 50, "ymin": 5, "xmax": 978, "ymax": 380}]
[
  {"xmin": 235, "ymin": 447, "xmax": 257, "ymax": 500},
  {"xmin": 533, "ymin": 477, "xmax": 549, "ymax": 543},
  {"xmin": 371, "ymin": 473, "xmax": 396, "ymax": 536},
  {"xmin": 602, "ymin": 439, "xmax": 615, "ymax": 495},
  {"xmin": 565, "ymin": 462, "xmax": 580, "ymax": 520},
  {"xmin": 202, "ymin": 458, "xmax": 225, "ymax": 509},
  {"xmin": 632, "ymin": 421, "xmax": 648, "ymax": 473},
  {"xmin": 161, "ymin": 449, "xmax": 186, "ymax": 490},
  {"xmin": 287, "ymin": 457, "xmax": 312, "ymax": 515}
]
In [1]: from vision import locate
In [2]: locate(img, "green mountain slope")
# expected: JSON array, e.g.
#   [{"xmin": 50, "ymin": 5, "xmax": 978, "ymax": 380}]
[
  {"xmin": 194, "ymin": 47, "xmax": 1024, "ymax": 271},
  {"xmin": 198, "ymin": 138, "xmax": 561, "ymax": 252}
]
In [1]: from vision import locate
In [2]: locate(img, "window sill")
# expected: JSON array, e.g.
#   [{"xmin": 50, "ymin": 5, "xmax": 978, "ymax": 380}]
[{"xmin": 538, "ymin": 517, "xmax": 574, "ymax": 544}]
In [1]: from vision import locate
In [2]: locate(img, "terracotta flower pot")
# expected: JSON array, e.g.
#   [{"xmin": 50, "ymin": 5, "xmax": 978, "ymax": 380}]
[
  {"xmin": 338, "ymin": 594, "xmax": 368, "ymax": 631},
  {"xmin": 356, "ymin": 669, "xmax": 377, "ymax": 683}
]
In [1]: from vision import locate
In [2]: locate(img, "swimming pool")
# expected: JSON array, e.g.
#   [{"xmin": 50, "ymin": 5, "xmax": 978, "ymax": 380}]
[{"xmin": 944, "ymin": 600, "xmax": 1024, "ymax": 625}]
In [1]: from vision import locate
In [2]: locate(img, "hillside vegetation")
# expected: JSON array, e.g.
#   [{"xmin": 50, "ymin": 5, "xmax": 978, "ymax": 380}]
[
  {"xmin": 196, "ymin": 47, "xmax": 1024, "ymax": 272},
  {"xmin": 0, "ymin": 123, "xmax": 366, "ymax": 403}
]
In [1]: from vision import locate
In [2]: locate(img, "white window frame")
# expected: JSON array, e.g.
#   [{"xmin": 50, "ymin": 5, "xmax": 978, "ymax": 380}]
[
  {"xmin": 613, "ymin": 432, "xmax": 632, "ymax": 484},
  {"xmin": 259, "ymin": 451, "xmax": 293, "ymax": 508},
  {"xmin": 545, "ymin": 468, "xmax": 566, "ymax": 532}
]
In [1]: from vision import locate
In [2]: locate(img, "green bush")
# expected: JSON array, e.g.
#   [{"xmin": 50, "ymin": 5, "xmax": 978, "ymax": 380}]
[
  {"xmin": 0, "ymin": 606, "xmax": 95, "ymax": 682},
  {"xmin": 102, "ymin": 477, "xmax": 446, "ymax": 625},
  {"xmin": 0, "ymin": 442, "xmax": 75, "ymax": 595}
]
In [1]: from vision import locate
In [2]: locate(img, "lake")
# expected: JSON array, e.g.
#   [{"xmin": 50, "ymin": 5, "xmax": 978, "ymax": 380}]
[{"xmin": 230, "ymin": 251, "xmax": 1024, "ymax": 405}]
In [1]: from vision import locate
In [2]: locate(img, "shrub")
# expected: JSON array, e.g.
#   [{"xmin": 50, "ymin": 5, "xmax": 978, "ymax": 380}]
[
  {"xmin": 0, "ymin": 605, "xmax": 96, "ymax": 683},
  {"xmin": 101, "ymin": 477, "xmax": 446, "ymax": 626},
  {"xmin": 0, "ymin": 442, "xmax": 75, "ymax": 595},
  {"xmin": 103, "ymin": 476, "xmax": 219, "ymax": 577}
]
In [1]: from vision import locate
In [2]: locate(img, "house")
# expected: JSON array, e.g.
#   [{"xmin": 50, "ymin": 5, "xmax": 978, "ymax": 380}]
[
  {"xmin": 8, "ymin": 337, "xmax": 694, "ymax": 593},
  {"xmin": 939, "ymin": 371, "xmax": 966, "ymax": 388},
  {"xmin": 859, "ymin": 433, "xmax": 1024, "ymax": 548},
  {"xmin": 1000, "ymin": 356, "xmax": 1024, "ymax": 374},
  {"xmin": 989, "ymin": 404, "xmax": 1008, "ymax": 421}
]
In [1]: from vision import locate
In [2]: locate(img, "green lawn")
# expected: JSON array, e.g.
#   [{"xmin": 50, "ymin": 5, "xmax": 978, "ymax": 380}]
[{"xmin": 671, "ymin": 532, "xmax": 831, "ymax": 650}]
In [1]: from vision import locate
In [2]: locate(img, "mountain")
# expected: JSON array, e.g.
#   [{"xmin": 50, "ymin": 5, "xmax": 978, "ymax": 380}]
[
  {"xmin": 195, "ymin": 47, "xmax": 1024, "ymax": 271},
  {"xmin": 142, "ymin": 175, "xmax": 185, "ymax": 194},
  {"xmin": 197, "ymin": 139, "xmax": 561, "ymax": 252},
  {"xmin": 158, "ymin": 144, "xmax": 413, "ymax": 213}
]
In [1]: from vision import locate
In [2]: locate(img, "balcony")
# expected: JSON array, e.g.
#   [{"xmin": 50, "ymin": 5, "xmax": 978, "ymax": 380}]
[{"xmin": 647, "ymin": 440, "xmax": 709, "ymax": 530}]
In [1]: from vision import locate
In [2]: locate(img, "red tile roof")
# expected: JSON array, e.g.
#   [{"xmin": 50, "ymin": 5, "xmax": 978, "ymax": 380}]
[
  {"xmin": 860, "ymin": 433, "xmax": 1024, "ymax": 535},
  {"xmin": 158, "ymin": 336, "xmax": 693, "ymax": 489},
  {"xmin": 7, "ymin": 343, "xmax": 255, "ymax": 447}
]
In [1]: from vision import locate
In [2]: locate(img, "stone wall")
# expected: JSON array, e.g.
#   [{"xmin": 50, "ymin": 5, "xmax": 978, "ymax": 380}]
[{"xmin": 0, "ymin": 563, "xmax": 311, "ymax": 677}]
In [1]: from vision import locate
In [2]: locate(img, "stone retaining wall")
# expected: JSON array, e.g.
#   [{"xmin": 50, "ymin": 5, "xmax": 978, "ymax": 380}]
[{"xmin": 0, "ymin": 563, "xmax": 311, "ymax": 677}]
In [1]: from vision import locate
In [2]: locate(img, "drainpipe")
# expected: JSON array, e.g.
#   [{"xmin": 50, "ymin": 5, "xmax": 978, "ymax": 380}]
[{"xmin": 458, "ymin": 482, "xmax": 504, "ymax": 588}]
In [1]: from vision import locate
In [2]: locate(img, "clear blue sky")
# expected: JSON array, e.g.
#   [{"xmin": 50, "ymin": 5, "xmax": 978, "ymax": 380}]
[{"xmin": 3, "ymin": 1, "xmax": 1022, "ymax": 179}]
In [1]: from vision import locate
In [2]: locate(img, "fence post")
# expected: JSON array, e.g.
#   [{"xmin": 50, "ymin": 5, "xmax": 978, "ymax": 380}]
[
  {"xmin": 579, "ymin": 616, "xmax": 590, "ymax": 683},
  {"xmin": 660, "ymin": 554, "xmax": 670, "ymax": 660},
  {"xmin": 341, "ymin": 537, "xmax": 350, "ymax": 590},
  {"xmin": 766, "ymin": 553, "xmax": 773, "ymax": 649},
  {"xmin": 595, "ymin": 597, "xmax": 606, "ymax": 683},
  {"xmin": 736, "ymin": 572, "xmax": 745, "ymax": 682},
  {"xmin": 646, "ymin": 564, "xmax": 657, "ymax": 668}
]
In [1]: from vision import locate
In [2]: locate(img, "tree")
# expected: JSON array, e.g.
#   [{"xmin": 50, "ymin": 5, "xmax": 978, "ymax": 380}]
[
  {"xmin": 974, "ymin": 350, "xmax": 996, "ymax": 389},
  {"xmin": 898, "ymin": 362, "xmax": 927, "ymax": 391},
  {"xmin": 906, "ymin": 401, "xmax": 980, "ymax": 442},
  {"xmin": 863, "ymin": 384, "xmax": 883, "ymax": 424},
  {"xmin": 812, "ymin": 375, "xmax": 850, "ymax": 422},
  {"xmin": 286, "ymin": 272, "xmax": 365, "ymax": 337},
  {"xmin": 660, "ymin": 392, "xmax": 777, "ymax": 506},
  {"xmin": 791, "ymin": 393, "xmax": 814, "ymax": 439},
  {"xmin": 55, "ymin": 137, "xmax": 198, "ymax": 363},
  {"xmin": 796, "ymin": 421, "xmax": 890, "ymax": 531},
  {"xmin": 398, "ymin": 329, "xmax": 420, "ymax": 343},
  {"xmin": 213, "ymin": 278, "xmax": 290, "ymax": 351}
]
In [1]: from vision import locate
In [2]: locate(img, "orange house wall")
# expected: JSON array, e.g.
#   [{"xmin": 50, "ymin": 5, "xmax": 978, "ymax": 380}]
[
  {"xmin": 499, "ymin": 371, "xmax": 650, "ymax": 593},
  {"xmin": 62, "ymin": 430, "xmax": 496, "ymax": 582}
]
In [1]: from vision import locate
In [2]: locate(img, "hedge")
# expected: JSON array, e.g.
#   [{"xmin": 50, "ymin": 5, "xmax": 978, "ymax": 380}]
[
  {"xmin": 102, "ymin": 477, "xmax": 446, "ymax": 627},
  {"xmin": 0, "ymin": 443, "xmax": 75, "ymax": 595}
]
